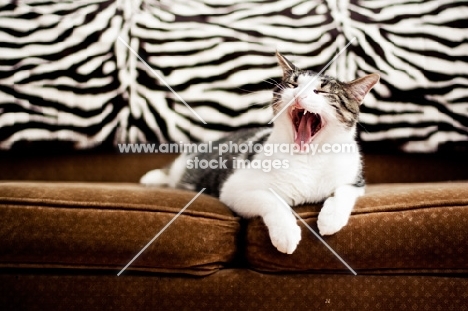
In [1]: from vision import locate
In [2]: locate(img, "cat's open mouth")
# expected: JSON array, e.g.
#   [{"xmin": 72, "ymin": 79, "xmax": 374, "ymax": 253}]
[{"xmin": 291, "ymin": 107, "xmax": 322, "ymax": 147}]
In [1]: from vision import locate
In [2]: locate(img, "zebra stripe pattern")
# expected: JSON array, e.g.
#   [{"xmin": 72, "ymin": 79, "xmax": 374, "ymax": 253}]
[{"xmin": 0, "ymin": 0, "xmax": 467, "ymax": 152}]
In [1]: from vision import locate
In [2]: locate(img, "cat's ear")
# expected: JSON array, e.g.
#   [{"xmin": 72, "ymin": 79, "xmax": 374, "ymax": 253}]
[
  {"xmin": 345, "ymin": 73, "xmax": 380, "ymax": 105},
  {"xmin": 276, "ymin": 51, "xmax": 297, "ymax": 78}
]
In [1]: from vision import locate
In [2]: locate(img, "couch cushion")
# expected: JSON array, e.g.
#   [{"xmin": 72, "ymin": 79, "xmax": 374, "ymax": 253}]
[
  {"xmin": 246, "ymin": 182, "xmax": 468, "ymax": 273},
  {"xmin": 0, "ymin": 182, "xmax": 240, "ymax": 276}
]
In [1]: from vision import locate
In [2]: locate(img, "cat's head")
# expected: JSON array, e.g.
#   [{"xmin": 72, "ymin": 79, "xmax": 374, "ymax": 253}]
[{"xmin": 272, "ymin": 52, "xmax": 379, "ymax": 146}]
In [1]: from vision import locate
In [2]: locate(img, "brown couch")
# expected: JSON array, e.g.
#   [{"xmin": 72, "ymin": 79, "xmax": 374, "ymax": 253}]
[{"xmin": 1, "ymin": 150, "xmax": 467, "ymax": 310}]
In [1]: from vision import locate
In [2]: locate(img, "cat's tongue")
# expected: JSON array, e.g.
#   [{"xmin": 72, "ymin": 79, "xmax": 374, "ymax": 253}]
[{"xmin": 295, "ymin": 113, "xmax": 313, "ymax": 147}]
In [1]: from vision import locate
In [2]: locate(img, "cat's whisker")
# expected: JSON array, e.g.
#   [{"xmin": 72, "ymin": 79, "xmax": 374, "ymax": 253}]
[
  {"xmin": 236, "ymin": 87, "xmax": 274, "ymax": 99},
  {"xmin": 261, "ymin": 104, "xmax": 274, "ymax": 111},
  {"xmin": 237, "ymin": 87, "xmax": 256, "ymax": 94},
  {"xmin": 261, "ymin": 78, "xmax": 280, "ymax": 86},
  {"xmin": 238, "ymin": 90, "xmax": 266, "ymax": 96},
  {"xmin": 261, "ymin": 79, "xmax": 285, "ymax": 90}
]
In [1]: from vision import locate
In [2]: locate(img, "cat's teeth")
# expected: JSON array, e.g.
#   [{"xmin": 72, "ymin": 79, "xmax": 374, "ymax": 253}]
[{"xmin": 303, "ymin": 110, "xmax": 307, "ymax": 115}]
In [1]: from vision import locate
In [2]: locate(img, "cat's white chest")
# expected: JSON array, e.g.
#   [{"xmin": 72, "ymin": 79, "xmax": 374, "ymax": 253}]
[{"xmin": 255, "ymin": 150, "xmax": 360, "ymax": 206}]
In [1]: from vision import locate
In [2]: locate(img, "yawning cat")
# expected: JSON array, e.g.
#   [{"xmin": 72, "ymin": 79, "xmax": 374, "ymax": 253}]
[{"xmin": 141, "ymin": 52, "xmax": 379, "ymax": 254}]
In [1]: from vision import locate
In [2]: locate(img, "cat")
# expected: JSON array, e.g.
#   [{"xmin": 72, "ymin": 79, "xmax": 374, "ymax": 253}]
[{"xmin": 141, "ymin": 51, "xmax": 379, "ymax": 254}]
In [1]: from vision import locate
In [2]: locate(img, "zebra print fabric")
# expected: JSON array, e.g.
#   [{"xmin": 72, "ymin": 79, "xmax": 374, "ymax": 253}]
[{"xmin": 1, "ymin": 0, "xmax": 467, "ymax": 152}]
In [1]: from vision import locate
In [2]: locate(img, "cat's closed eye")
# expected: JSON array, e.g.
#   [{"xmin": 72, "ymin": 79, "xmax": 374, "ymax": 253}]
[
  {"xmin": 286, "ymin": 82, "xmax": 298, "ymax": 88},
  {"xmin": 314, "ymin": 89, "xmax": 328, "ymax": 94}
]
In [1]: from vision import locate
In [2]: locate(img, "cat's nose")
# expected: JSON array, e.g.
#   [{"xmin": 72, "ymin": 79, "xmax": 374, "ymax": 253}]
[
  {"xmin": 293, "ymin": 98, "xmax": 303, "ymax": 109},
  {"xmin": 294, "ymin": 95, "xmax": 307, "ymax": 105}
]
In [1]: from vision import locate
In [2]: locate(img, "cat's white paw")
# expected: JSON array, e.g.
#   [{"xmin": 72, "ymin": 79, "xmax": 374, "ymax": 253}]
[
  {"xmin": 317, "ymin": 197, "xmax": 348, "ymax": 236},
  {"xmin": 140, "ymin": 169, "xmax": 168, "ymax": 185},
  {"xmin": 264, "ymin": 213, "xmax": 301, "ymax": 254}
]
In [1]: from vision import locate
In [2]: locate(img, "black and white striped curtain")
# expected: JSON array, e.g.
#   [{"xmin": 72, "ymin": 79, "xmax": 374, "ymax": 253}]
[{"xmin": 1, "ymin": 0, "xmax": 467, "ymax": 152}]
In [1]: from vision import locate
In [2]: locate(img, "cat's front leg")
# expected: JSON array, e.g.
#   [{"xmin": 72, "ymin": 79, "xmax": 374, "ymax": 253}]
[
  {"xmin": 317, "ymin": 184, "xmax": 365, "ymax": 236},
  {"xmin": 220, "ymin": 186, "xmax": 301, "ymax": 254},
  {"xmin": 262, "ymin": 199, "xmax": 302, "ymax": 254}
]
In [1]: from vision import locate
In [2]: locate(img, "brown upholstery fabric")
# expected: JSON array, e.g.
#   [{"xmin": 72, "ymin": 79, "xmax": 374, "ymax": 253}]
[
  {"xmin": 362, "ymin": 153, "xmax": 468, "ymax": 184},
  {"xmin": 246, "ymin": 182, "xmax": 468, "ymax": 273},
  {"xmin": 0, "ymin": 152, "xmax": 178, "ymax": 183},
  {"xmin": 0, "ymin": 182, "xmax": 240, "ymax": 275},
  {"xmin": 1, "ymin": 151, "xmax": 468, "ymax": 184},
  {"xmin": 1, "ymin": 269, "xmax": 467, "ymax": 311}
]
